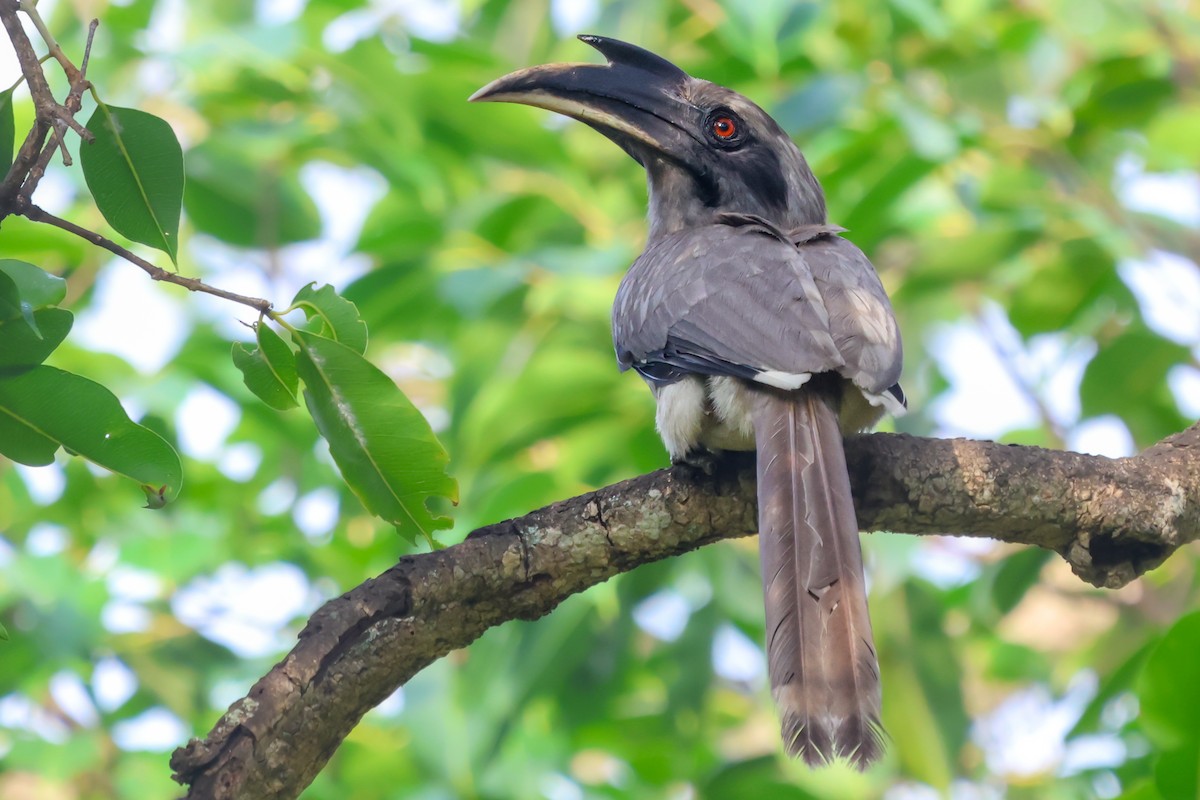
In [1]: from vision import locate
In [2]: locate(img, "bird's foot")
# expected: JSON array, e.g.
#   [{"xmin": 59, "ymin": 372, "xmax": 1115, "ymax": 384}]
[{"xmin": 672, "ymin": 448, "xmax": 719, "ymax": 477}]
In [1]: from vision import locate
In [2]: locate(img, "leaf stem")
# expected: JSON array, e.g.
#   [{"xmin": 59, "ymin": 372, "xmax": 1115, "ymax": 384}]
[{"xmin": 268, "ymin": 312, "xmax": 301, "ymax": 333}]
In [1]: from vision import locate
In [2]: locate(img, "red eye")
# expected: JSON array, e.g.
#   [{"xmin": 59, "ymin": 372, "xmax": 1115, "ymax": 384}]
[{"xmin": 712, "ymin": 116, "xmax": 737, "ymax": 139}]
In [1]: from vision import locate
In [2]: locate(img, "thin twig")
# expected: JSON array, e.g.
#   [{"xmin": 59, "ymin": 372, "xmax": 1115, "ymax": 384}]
[
  {"xmin": 49, "ymin": 124, "xmax": 71, "ymax": 163},
  {"xmin": 80, "ymin": 18, "xmax": 97, "ymax": 76},
  {"xmin": 19, "ymin": 203, "xmax": 275, "ymax": 314},
  {"xmin": 8, "ymin": 17, "xmax": 95, "ymax": 202},
  {"xmin": 18, "ymin": 0, "xmax": 78, "ymax": 80},
  {"xmin": 41, "ymin": 20, "xmax": 97, "ymax": 173},
  {"xmin": 0, "ymin": 1, "xmax": 94, "ymax": 210},
  {"xmin": 0, "ymin": 0, "xmax": 55, "ymax": 205}
]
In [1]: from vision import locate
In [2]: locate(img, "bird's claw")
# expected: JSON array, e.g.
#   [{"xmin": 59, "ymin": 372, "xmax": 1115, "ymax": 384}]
[{"xmin": 672, "ymin": 448, "xmax": 718, "ymax": 476}]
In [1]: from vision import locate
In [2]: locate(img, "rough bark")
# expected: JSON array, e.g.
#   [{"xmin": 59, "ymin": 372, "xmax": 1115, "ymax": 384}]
[{"xmin": 171, "ymin": 425, "xmax": 1200, "ymax": 799}]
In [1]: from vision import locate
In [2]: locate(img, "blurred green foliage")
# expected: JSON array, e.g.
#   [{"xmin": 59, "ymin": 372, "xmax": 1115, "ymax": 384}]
[{"xmin": 1, "ymin": 0, "xmax": 1198, "ymax": 798}]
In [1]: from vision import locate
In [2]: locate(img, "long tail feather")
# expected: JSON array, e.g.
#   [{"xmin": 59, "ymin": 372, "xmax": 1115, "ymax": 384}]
[{"xmin": 752, "ymin": 389, "xmax": 884, "ymax": 769}]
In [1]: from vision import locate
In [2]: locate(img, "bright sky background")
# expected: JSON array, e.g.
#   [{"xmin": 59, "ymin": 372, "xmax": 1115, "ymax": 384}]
[{"xmin": 3, "ymin": 0, "xmax": 1199, "ymax": 790}]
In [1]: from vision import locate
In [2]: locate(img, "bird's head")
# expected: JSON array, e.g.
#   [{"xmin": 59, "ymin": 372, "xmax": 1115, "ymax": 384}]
[{"xmin": 471, "ymin": 35, "xmax": 827, "ymax": 238}]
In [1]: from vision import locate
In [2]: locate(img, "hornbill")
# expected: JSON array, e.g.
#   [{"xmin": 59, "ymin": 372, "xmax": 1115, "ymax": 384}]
[{"xmin": 472, "ymin": 36, "xmax": 905, "ymax": 769}]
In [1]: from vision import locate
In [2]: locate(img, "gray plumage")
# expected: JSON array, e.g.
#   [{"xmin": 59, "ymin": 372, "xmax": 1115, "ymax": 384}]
[
  {"xmin": 753, "ymin": 388, "xmax": 883, "ymax": 767},
  {"xmin": 613, "ymin": 215, "xmax": 902, "ymax": 410},
  {"xmin": 613, "ymin": 213, "xmax": 896, "ymax": 769},
  {"xmin": 473, "ymin": 35, "xmax": 905, "ymax": 769}
]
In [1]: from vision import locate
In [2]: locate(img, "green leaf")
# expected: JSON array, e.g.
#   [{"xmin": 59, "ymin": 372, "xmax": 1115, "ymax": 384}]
[
  {"xmin": 1137, "ymin": 613, "xmax": 1200, "ymax": 800},
  {"xmin": 1138, "ymin": 611, "xmax": 1200, "ymax": 750},
  {"xmin": 0, "ymin": 259, "xmax": 67, "ymax": 308},
  {"xmin": 1145, "ymin": 106, "xmax": 1200, "ymax": 170},
  {"xmin": 1154, "ymin": 745, "xmax": 1200, "ymax": 800},
  {"xmin": 991, "ymin": 548, "xmax": 1052, "ymax": 614},
  {"xmin": 293, "ymin": 330, "xmax": 456, "ymax": 545},
  {"xmin": 1080, "ymin": 328, "xmax": 1191, "ymax": 444},
  {"xmin": 702, "ymin": 756, "xmax": 816, "ymax": 799},
  {"xmin": 1070, "ymin": 638, "xmax": 1153, "ymax": 737},
  {"xmin": 1115, "ymin": 780, "xmax": 1165, "ymax": 800},
  {"xmin": 1074, "ymin": 57, "xmax": 1174, "ymax": 132},
  {"xmin": 0, "ymin": 308, "xmax": 73, "ymax": 373},
  {"xmin": 0, "ymin": 365, "xmax": 182, "ymax": 498},
  {"xmin": 289, "ymin": 283, "xmax": 368, "ymax": 354},
  {"xmin": 80, "ymin": 104, "xmax": 184, "ymax": 263},
  {"xmin": 1007, "ymin": 240, "xmax": 1128, "ymax": 336},
  {"xmin": 0, "ymin": 87, "xmax": 14, "ymax": 177},
  {"xmin": 232, "ymin": 322, "xmax": 299, "ymax": 410},
  {"xmin": 839, "ymin": 155, "xmax": 940, "ymax": 242},
  {"xmin": 183, "ymin": 140, "xmax": 321, "ymax": 248},
  {"xmin": 0, "ymin": 260, "xmax": 67, "ymax": 336},
  {"xmin": 0, "ymin": 621, "xmax": 7, "ymax": 641},
  {"xmin": 0, "ymin": 268, "xmax": 20, "ymax": 322},
  {"xmin": 889, "ymin": 0, "xmax": 951, "ymax": 39},
  {"xmin": 891, "ymin": 582, "xmax": 968, "ymax": 787}
]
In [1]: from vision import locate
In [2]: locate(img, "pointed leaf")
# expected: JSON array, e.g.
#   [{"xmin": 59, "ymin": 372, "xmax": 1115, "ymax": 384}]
[
  {"xmin": 80, "ymin": 105, "xmax": 183, "ymax": 262},
  {"xmin": 0, "ymin": 366, "xmax": 182, "ymax": 498},
  {"xmin": 293, "ymin": 330, "xmax": 456, "ymax": 544},
  {"xmin": 290, "ymin": 283, "xmax": 368, "ymax": 354},
  {"xmin": 0, "ymin": 308, "xmax": 73, "ymax": 373},
  {"xmin": 233, "ymin": 322, "xmax": 299, "ymax": 410},
  {"xmin": 0, "ymin": 88, "xmax": 13, "ymax": 177}
]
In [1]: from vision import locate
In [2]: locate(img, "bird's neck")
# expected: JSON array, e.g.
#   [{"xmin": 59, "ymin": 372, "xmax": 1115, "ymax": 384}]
[
  {"xmin": 644, "ymin": 155, "xmax": 827, "ymax": 241},
  {"xmin": 645, "ymin": 166, "xmax": 712, "ymax": 240}
]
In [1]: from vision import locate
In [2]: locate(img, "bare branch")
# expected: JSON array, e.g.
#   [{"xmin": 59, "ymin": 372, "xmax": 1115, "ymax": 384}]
[
  {"xmin": 18, "ymin": 16, "xmax": 94, "ymax": 192},
  {"xmin": 0, "ymin": 3, "xmax": 94, "ymax": 209},
  {"xmin": 79, "ymin": 18, "xmax": 97, "ymax": 76},
  {"xmin": 0, "ymin": 0, "xmax": 55, "ymax": 204},
  {"xmin": 171, "ymin": 424, "xmax": 1200, "ymax": 800}
]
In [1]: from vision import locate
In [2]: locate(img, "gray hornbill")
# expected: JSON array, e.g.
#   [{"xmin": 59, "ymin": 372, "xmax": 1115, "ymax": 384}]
[{"xmin": 472, "ymin": 36, "xmax": 905, "ymax": 769}]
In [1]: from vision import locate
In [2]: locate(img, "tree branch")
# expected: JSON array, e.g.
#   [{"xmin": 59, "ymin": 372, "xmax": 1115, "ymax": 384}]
[
  {"xmin": 18, "ymin": 204, "xmax": 274, "ymax": 314},
  {"xmin": 17, "ymin": 0, "xmax": 80, "ymax": 80},
  {"xmin": 0, "ymin": 3, "xmax": 93, "ymax": 204},
  {"xmin": 0, "ymin": 0, "xmax": 55, "ymax": 204},
  {"xmin": 171, "ymin": 425, "xmax": 1200, "ymax": 800}
]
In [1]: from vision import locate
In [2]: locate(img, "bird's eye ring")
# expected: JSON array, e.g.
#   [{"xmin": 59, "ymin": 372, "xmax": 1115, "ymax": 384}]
[{"xmin": 712, "ymin": 116, "xmax": 737, "ymax": 139}]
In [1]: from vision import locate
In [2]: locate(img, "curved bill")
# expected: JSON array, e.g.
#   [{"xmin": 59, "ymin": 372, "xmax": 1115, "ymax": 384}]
[{"xmin": 470, "ymin": 35, "xmax": 699, "ymax": 164}]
